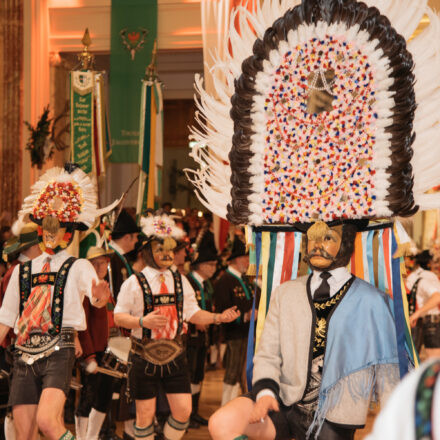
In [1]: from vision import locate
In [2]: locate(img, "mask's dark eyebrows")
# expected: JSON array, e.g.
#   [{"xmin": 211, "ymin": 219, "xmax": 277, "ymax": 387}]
[{"xmin": 326, "ymin": 231, "xmax": 339, "ymax": 241}]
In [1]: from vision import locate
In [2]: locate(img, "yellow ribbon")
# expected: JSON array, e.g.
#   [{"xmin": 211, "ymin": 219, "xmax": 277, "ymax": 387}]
[{"xmin": 255, "ymin": 231, "xmax": 270, "ymax": 350}]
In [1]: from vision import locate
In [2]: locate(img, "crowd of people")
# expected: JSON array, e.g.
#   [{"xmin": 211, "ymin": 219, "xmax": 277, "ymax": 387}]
[
  {"xmin": 4, "ymin": 0, "xmax": 440, "ymax": 439},
  {"xmin": 0, "ymin": 188, "xmax": 258, "ymax": 440},
  {"xmin": 0, "ymin": 192, "xmax": 440, "ymax": 440}
]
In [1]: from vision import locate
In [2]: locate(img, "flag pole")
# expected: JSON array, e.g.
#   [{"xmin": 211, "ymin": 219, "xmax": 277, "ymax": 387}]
[{"xmin": 137, "ymin": 39, "xmax": 162, "ymax": 218}]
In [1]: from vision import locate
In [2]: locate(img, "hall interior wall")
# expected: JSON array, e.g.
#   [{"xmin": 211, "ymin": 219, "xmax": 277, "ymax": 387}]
[{"xmin": 25, "ymin": 0, "xmax": 205, "ymax": 211}]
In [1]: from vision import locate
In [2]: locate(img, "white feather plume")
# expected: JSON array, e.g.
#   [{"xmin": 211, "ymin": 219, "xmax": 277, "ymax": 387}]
[
  {"xmin": 140, "ymin": 215, "xmax": 186, "ymax": 240},
  {"xmin": 11, "ymin": 218, "xmax": 26, "ymax": 237}
]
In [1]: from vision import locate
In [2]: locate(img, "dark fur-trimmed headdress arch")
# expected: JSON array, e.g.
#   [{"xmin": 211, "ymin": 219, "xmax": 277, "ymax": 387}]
[{"xmin": 188, "ymin": 0, "xmax": 440, "ymax": 226}]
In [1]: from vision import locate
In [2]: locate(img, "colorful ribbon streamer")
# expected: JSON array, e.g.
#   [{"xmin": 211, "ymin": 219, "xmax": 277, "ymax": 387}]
[{"xmin": 246, "ymin": 230, "xmax": 261, "ymax": 389}]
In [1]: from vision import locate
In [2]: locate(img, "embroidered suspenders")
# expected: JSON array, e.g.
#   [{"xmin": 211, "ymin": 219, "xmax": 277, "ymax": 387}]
[
  {"xmin": 109, "ymin": 245, "xmax": 133, "ymax": 277},
  {"xmin": 134, "ymin": 270, "xmax": 184, "ymax": 339},
  {"xmin": 188, "ymin": 272, "xmax": 206, "ymax": 310},
  {"xmin": 18, "ymin": 257, "xmax": 77, "ymax": 336}
]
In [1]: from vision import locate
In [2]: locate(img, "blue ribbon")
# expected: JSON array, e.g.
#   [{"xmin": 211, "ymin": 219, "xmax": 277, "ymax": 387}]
[
  {"xmin": 291, "ymin": 232, "xmax": 302, "ymax": 280},
  {"xmin": 377, "ymin": 230, "xmax": 385, "ymax": 292},
  {"xmin": 366, "ymin": 230, "xmax": 375, "ymax": 286},
  {"xmin": 391, "ymin": 229, "xmax": 409, "ymax": 378},
  {"xmin": 246, "ymin": 230, "xmax": 261, "ymax": 390}
]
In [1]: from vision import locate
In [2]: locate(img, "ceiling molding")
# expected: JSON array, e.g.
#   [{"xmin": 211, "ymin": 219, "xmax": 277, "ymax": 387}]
[{"xmin": 49, "ymin": 0, "xmax": 202, "ymax": 53}]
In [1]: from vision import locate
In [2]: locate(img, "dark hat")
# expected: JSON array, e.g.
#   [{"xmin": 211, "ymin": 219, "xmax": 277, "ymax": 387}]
[
  {"xmin": 112, "ymin": 209, "xmax": 141, "ymax": 238},
  {"xmin": 174, "ymin": 237, "xmax": 190, "ymax": 253},
  {"xmin": 228, "ymin": 236, "xmax": 248, "ymax": 261},
  {"xmin": 125, "ymin": 233, "xmax": 149, "ymax": 263},
  {"xmin": 2, "ymin": 223, "xmax": 39, "ymax": 262},
  {"xmin": 415, "ymin": 250, "xmax": 432, "ymax": 270},
  {"xmin": 192, "ymin": 233, "xmax": 218, "ymax": 265}
]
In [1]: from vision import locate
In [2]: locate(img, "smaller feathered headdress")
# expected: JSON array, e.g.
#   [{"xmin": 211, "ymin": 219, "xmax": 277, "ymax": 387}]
[
  {"xmin": 18, "ymin": 163, "xmax": 119, "ymax": 230},
  {"xmin": 140, "ymin": 215, "xmax": 186, "ymax": 250}
]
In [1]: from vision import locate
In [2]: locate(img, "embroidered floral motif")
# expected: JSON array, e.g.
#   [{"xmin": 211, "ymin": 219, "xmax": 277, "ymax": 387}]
[
  {"xmin": 316, "ymin": 318, "xmax": 326, "ymax": 339},
  {"xmin": 415, "ymin": 360, "xmax": 440, "ymax": 439},
  {"xmin": 262, "ymin": 35, "xmax": 377, "ymax": 223},
  {"xmin": 314, "ymin": 287, "xmax": 346, "ymax": 310},
  {"xmin": 233, "ymin": 285, "xmax": 248, "ymax": 300}
]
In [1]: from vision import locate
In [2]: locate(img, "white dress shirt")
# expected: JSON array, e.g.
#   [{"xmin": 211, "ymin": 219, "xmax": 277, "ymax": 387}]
[
  {"xmin": 114, "ymin": 265, "xmax": 201, "ymax": 339},
  {"xmin": 109, "ymin": 241, "xmax": 125, "ymax": 256},
  {"xmin": 227, "ymin": 265, "xmax": 243, "ymax": 279},
  {"xmin": 0, "ymin": 250, "xmax": 99, "ymax": 332},
  {"xmin": 191, "ymin": 271, "xmax": 205, "ymax": 285},
  {"xmin": 406, "ymin": 267, "xmax": 440, "ymax": 316},
  {"xmin": 309, "ymin": 267, "xmax": 352, "ymax": 298}
]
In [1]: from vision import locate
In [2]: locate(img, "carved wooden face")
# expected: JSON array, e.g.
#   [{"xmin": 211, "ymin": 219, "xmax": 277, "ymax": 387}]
[
  {"xmin": 306, "ymin": 223, "xmax": 342, "ymax": 269},
  {"xmin": 151, "ymin": 240, "xmax": 175, "ymax": 270},
  {"xmin": 42, "ymin": 227, "xmax": 67, "ymax": 250}
]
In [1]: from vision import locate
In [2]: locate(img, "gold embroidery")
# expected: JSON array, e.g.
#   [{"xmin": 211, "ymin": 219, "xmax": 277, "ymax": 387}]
[
  {"xmin": 316, "ymin": 318, "xmax": 326, "ymax": 339},
  {"xmin": 312, "ymin": 280, "xmax": 351, "ymax": 352},
  {"xmin": 313, "ymin": 282, "xmax": 349, "ymax": 311}
]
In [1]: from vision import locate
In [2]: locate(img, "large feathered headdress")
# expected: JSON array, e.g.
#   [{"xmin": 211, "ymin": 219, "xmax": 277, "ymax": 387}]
[{"xmin": 189, "ymin": 0, "xmax": 440, "ymax": 226}]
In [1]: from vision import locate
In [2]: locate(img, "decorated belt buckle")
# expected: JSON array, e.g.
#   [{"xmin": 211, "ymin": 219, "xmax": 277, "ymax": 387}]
[
  {"xmin": 15, "ymin": 330, "xmax": 61, "ymax": 364},
  {"xmin": 142, "ymin": 339, "xmax": 183, "ymax": 366}
]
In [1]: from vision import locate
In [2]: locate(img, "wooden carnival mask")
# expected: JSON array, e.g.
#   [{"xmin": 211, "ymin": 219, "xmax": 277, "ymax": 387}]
[
  {"xmin": 151, "ymin": 239, "xmax": 176, "ymax": 270},
  {"xmin": 304, "ymin": 221, "xmax": 357, "ymax": 271}
]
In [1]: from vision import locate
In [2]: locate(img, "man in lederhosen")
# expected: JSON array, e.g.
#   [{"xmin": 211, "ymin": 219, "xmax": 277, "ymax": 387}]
[
  {"xmin": 109, "ymin": 209, "xmax": 140, "ymax": 299},
  {"xmin": 108, "ymin": 208, "xmax": 140, "ymax": 440},
  {"xmin": 214, "ymin": 235, "xmax": 253, "ymax": 406},
  {"xmin": 186, "ymin": 234, "xmax": 218, "ymax": 428},
  {"xmin": 0, "ymin": 221, "xmax": 41, "ymax": 439},
  {"xmin": 114, "ymin": 214, "xmax": 239, "ymax": 440},
  {"xmin": 0, "ymin": 164, "xmax": 111, "ymax": 440},
  {"xmin": 75, "ymin": 246, "xmax": 117, "ymax": 440},
  {"xmin": 406, "ymin": 250, "xmax": 440, "ymax": 358}
]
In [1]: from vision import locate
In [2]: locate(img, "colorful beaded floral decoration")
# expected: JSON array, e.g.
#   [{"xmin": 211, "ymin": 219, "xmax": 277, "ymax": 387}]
[
  {"xmin": 262, "ymin": 35, "xmax": 377, "ymax": 224},
  {"xmin": 154, "ymin": 219, "xmax": 173, "ymax": 236},
  {"xmin": 33, "ymin": 181, "xmax": 83, "ymax": 223}
]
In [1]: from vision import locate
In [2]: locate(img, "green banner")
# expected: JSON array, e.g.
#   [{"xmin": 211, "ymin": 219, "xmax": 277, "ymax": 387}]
[
  {"xmin": 110, "ymin": 0, "xmax": 158, "ymax": 163},
  {"xmin": 71, "ymin": 71, "xmax": 94, "ymax": 173}
]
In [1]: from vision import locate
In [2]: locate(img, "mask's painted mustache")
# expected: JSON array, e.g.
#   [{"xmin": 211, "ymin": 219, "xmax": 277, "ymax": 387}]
[
  {"xmin": 306, "ymin": 249, "xmax": 336, "ymax": 261},
  {"xmin": 160, "ymin": 256, "xmax": 173, "ymax": 261}
]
